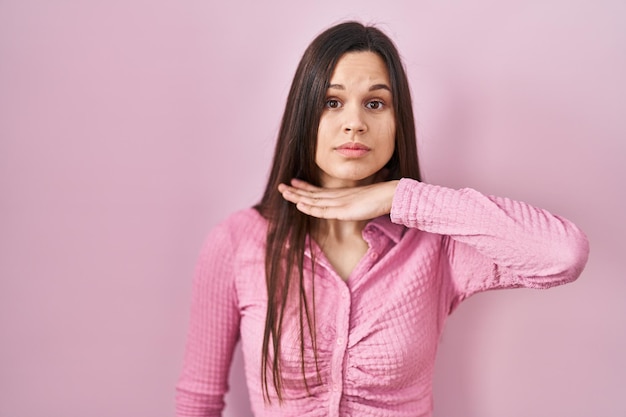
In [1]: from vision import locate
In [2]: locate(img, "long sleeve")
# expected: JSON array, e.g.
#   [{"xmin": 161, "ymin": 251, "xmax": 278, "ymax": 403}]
[
  {"xmin": 390, "ymin": 178, "xmax": 589, "ymax": 309},
  {"xmin": 176, "ymin": 220, "xmax": 241, "ymax": 417}
]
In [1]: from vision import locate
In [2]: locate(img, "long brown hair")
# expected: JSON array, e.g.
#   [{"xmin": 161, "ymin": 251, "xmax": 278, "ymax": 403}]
[{"xmin": 255, "ymin": 21, "xmax": 422, "ymax": 403}]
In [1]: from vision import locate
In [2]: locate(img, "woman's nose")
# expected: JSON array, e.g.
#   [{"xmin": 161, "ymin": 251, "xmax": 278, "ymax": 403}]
[{"xmin": 343, "ymin": 106, "xmax": 367, "ymax": 134}]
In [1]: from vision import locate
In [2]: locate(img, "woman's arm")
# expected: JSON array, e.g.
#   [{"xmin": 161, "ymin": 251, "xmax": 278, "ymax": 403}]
[
  {"xmin": 390, "ymin": 178, "xmax": 589, "ymax": 306},
  {"xmin": 176, "ymin": 221, "xmax": 241, "ymax": 417}
]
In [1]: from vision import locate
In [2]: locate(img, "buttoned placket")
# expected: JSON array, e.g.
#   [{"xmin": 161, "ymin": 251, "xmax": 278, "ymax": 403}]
[
  {"xmin": 327, "ymin": 281, "xmax": 350, "ymax": 416},
  {"xmin": 324, "ymin": 224, "xmax": 386, "ymax": 417}
]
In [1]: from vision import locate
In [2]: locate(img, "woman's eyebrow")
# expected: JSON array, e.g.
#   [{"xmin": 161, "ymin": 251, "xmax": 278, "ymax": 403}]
[
  {"xmin": 326, "ymin": 83, "xmax": 391, "ymax": 91},
  {"xmin": 369, "ymin": 83, "xmax": 391, "ymax": 92}
]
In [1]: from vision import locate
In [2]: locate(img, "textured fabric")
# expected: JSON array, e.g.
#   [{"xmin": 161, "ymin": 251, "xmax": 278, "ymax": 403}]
[{"xmin": 175, "ymin": 178, "xmax": 589, "ymax": 417}]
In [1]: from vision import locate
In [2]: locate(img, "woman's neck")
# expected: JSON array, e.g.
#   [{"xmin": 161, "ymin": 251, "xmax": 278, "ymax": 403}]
[
  {"xmin": 312, "ymin": 218, "xmax": 370, "ymax": 281},
  {"xmin": 314, "ymin": 218, "xmax": 368, "ymax": 243}
]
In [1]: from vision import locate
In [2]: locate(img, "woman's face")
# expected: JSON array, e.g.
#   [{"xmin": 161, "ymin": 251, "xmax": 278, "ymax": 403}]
[{"xmin": 315, "ymin": 51, "xmax": 396, "ymax": 188}]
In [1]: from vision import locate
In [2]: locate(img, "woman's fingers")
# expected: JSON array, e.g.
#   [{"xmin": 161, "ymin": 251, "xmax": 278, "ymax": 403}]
[
  {"xmin": 279, "ymin": 180, "xmax": 354, "ymax": 200},
  {"xmin": 278, "ymin": 183, "xmax": 344, "ymax": 219},
  {"xmin": 295, "ymin": 201, "xmax": 335, "ymax": 219},
  {"xmin": 289, "ymin": 178, "xmax": 321, "ymax": 191},
  {"xmin": 278, "ymin": 182, "xmax": 354, "ymax": 206},
  {"xmin": 278, "ymin": 187, "xmax": 341, "ymax": 210},
  {"xmin": 277, "ymin": 179, "xmax": 399, "ymax": 221}
]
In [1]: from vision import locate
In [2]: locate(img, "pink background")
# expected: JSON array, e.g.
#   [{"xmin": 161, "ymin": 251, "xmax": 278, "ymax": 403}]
[{"xmin": 1, "ymin": 1, "xmax": 624, "ymax": 416}]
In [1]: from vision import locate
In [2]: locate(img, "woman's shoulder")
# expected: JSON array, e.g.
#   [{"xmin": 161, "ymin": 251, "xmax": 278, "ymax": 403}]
[
  {"xmin": 220, "ymin": 207, "xmax": 266, "ymax": 226},
  {"xmin": 208, "ymin": 207, "xmax": 267, "ymax": 247}
]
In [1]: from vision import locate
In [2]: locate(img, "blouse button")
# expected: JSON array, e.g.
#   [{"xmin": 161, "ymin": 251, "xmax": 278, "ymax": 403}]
[
  {"xmin": 370, "ymin": 252, "xmax": 378, "ymax": 259},
  {"xmin": 336, "ymin": 337, "xmax": 343, "ymax": 346}
]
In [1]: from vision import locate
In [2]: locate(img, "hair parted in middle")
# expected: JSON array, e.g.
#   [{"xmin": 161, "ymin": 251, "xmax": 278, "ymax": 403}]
[{"xmin": 255, "ymin": 21, "xmax": 422, "ymax": 403}]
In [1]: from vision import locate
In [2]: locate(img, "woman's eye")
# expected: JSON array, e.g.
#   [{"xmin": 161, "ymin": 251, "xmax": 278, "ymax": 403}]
[
  {"xmin": 366, "ymin": 100, "xmax": 384, "ymax": 110},
  {"xmin": 325, "ymin": 99, "xmax": 341, "ymax": 109}
]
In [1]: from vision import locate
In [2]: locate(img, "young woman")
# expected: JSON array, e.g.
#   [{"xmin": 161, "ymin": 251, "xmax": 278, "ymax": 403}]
[{"xmin": 175, "ymin": 22, "xmax": 589, "ymax": 417}]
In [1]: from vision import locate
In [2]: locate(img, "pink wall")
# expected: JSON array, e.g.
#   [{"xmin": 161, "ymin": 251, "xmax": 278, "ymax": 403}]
[{"xmin": 1, "ymin": 1, "xmax": 624, "ymax": 416}]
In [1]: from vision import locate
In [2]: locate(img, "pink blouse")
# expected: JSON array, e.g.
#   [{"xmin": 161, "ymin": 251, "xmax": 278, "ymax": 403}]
[{"xmin": 175, "ymin": 179, "xmax": 589, "ymax": 417}]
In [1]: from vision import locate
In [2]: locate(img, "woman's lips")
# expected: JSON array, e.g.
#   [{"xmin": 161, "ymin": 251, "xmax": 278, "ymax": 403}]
[{"xmin": 335, "ymin": 142, "xmax": 371, "ymax": 158}]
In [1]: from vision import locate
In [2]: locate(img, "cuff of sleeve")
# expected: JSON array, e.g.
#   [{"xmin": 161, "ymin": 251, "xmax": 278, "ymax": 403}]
[{"xmin": 390, "ymin": 178, "xmax": 424, "ymax": 227}]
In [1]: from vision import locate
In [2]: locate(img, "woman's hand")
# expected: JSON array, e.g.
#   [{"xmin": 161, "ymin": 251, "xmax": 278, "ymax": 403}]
[{"xmin": 278, "ymin": 179, "xmax": 400, "ymax": 221}]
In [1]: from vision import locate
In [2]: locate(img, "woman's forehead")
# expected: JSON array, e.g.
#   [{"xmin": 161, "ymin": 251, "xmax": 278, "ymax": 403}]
[{"xmin": 328, "ymin": 51, "xmax": 390, "ymax": 88}]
